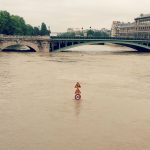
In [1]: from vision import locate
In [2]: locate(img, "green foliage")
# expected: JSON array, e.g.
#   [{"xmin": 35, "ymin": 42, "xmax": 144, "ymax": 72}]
[
  {"xmin": 0, "ymin": 11, "xmax": 13, "ymax": 34},
  {"xmin": 59, "ymin": 30, "xmax": 85, "ymax": 37},
  {"xmin": 0, "ymin": 11, "xmax": 50, "ymax": 36},
  {"xmin": 87, "ymin": 30, "xmax": 95, "ymax": 37},
  {"xmin": 59, "ymin": 30, "xmax": 110, "ymax": 38},
  {"xmin": 25, "ymin": 24, "xmax": 34, "ymax": 35},
  {"xmin": 40, "ymin": 23, "xmax": 50, "ymax": 35},
  {"xmin": 33, "ymin": 27, "xmax": 40, "ymax": 35},
  {"xmin": 59, "ymin": 32, "xmax": 76, "ymax": 37},
  {"xmin": 87, "ymin": 30, "xmax": 109, "ymax": 37},
  {"xmin": 11, "ymin": 15, "xmax": 26, "ymax": 35}
]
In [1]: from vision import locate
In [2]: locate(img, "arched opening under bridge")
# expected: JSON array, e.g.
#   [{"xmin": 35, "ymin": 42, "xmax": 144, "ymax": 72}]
[
  {"xmin": 53, "ymin": 41, "xmax": 150, "ymax": 52},
  {"xmin": 0, "ymin": 41, "xmax": 40, "ymax": 52}
]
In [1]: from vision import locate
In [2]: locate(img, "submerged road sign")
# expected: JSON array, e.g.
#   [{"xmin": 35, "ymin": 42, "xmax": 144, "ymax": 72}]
[
  {"xmin": 74, "ymin": 82, "xmax": 81, "ymax": 100},
  {"xmin": 75, "ymin": 88, "xmax": 81, "ymax": 94},
  {"xmin": 75, "ymin": 94, "xmax": 81, "ymax": 100},
  {"xmin": 75, "ymin": 82, "xmax": 81, "ymax": 88}
]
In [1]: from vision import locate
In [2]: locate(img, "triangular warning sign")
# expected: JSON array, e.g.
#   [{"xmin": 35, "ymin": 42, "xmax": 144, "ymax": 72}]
[
  {"xmin": 75, "ymin": 88, "xmax": 81, "ymax": 94},
  {"xmin": 75, "ymin": 82, "xmax": 81, "ymax": 88}
]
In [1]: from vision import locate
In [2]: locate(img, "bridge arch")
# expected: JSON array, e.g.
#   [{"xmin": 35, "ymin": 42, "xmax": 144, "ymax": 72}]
[
  {"xmin": 0, "ymin": 41, "xmax": 40, "ymax": 52},
  {"xmin": 53, "ymin": 40, "xmax": 150, "ymax": 52}
]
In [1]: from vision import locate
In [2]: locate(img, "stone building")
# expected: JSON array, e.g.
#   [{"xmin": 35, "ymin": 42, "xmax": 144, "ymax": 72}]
[
  {"xmin": 111, "ymin": 21, "xmax": 121, "ymax": 37},
  {"xmin": 118, "ymin": 22, "xmax": 135, "ymax": 38},
  {"xmin": 135, "ymin": 14, "xmax": 150, "ymax": 39},
  {"xmin": 111, "ymin": 14, "xmax": 150, "ymax": 39}
]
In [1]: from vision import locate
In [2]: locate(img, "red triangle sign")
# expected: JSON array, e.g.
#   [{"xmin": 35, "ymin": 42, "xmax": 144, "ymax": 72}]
[
  {"xmin": 75, "ymin": 82, "xmax": 81, "ymax": 88},
  {"xmin": 75, "ymin": 88, "xmax": 81, "ymax": 94}
]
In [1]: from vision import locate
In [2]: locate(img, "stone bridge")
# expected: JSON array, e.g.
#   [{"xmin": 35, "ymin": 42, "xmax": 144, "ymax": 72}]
[
  {"xmin": 50, "ymin": 37, "xmax": 150, "ymax": 52},
  {"xmin": 0, "ymin": 35, "xmax": 50, "ymax": 52}
]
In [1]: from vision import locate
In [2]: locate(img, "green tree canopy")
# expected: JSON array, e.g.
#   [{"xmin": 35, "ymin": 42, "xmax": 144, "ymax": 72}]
[
  {"xmin": 59, "ymin": 32, "xmax": 76, "ymax": 37},
  {"xmin": 0, "ymin": 11, "xmax": 13, "ymax": 34},
  {"xmin": 33, "ymin": 27, "xmax": 40, "ymax": 35},
  {"xmin": 87, "ymin": 30, "xmax": 109, "ymax": 37},
  {"xmin": 25, "ymin": 24, "xmax": 34, "ymax": 35},
  {"xmin": 40, "ymin": 23, "xmax": 50, "ymax": 36},
  {"xmin": 11, "ymin": 15, "xmax": 26, "ymax": 35},
  {"xmin": 0, "ymin": 11, "xmax": 50, "ymax": 36},
  {"xmin": 87, "ymin": 29, "xmax": 95, "ymax": 37}
]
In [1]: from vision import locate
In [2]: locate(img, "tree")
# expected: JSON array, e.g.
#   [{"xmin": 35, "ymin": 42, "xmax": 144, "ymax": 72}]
[
  {"xmin": 93, "ymin": 31, "xmax": 109, "ymax": 37},
  {"xmin": 40, "ymin": 22, "xmax": 50, "ymax": 36},
  {"xmin": 59, "ymin": 32, "xmax": 76, "ymax": 37},
  {"xmin": 0, "ymin": 11, "xmax": 51, "ymax": 36},
  {"xmin": 25, "ymin": 24, "xmax": 34, "ymax": 35},
  {"xmin": 33, "ymin": 27, "xmax": 40, "ymax": 35},
  {"xmin": 87, "ymin": 29, "xmax": 95, "ymax": 37},
  {"xmin": 0, "ymin": 11, "xmax": 13, "ymax": 35},
  {"xmin": 11, "ymin": 15, "xmax": 26, "ymax": 35}
]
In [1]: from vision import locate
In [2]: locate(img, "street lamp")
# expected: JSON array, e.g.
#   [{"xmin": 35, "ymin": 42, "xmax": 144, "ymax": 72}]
[
  {"xmin": 48, "ymin": 26, "xmax": 51, "ymax": 37},
  {"xmin": 89, "ymin": 26, "xmax": 92, "ymax": 38},
  {"xmin": 82, "ymin": 27, "xmax": 83, "ymax": 37},
  {"xmin": 38, "ymin": 26, "xmax": 40, "ymax": 36}
]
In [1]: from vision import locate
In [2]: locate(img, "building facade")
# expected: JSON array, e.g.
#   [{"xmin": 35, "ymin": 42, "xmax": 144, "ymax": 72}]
[
  {"xmin": 118, "ymin": 22, "xmax": 135, "ymax": 38},
  {"xmin": 111, "ymin": 14, "xmax": 150, "ymax": 39},
  {"xmin": 111, "ymin": 21, "xmax": 121, "ymax": 37},
  {"xmin": 135, "ymin": 14, "xmax": 150, "ymax": 39}
]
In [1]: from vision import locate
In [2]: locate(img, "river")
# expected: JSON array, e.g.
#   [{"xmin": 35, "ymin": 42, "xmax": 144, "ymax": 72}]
[{"xmin": 0, "ymin": 44, "xmax": 150, "ymax": 150}]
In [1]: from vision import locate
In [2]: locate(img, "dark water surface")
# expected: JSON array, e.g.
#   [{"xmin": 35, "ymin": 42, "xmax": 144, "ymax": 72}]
[{"xmin": 1, "ymin": 45, "xmax": 150, "ymax": 150}]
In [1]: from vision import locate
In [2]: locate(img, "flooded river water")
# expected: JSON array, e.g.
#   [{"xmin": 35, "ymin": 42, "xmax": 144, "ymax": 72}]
[{"xmin": 1, "ymin": 44, "xmax": 150, "ymax": 150}]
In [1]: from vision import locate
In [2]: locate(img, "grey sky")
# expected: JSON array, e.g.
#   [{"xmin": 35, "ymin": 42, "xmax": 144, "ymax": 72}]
[{"xmin": 0, "ymin": 0, "xmax": 150, "ymax": 32}]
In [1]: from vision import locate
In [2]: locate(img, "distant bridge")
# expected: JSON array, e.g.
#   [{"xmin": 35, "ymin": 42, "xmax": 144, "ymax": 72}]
[
  {"xmin": 0, "ymin": 35, "xmax": 50, "ymax": 52},
  {"xmin": 0, "ymin": 35, "xmax": 150, "ymax": 52},
  {"xmin": 50, "ymin": 36, "xmax": 150, "ymax": 52}
]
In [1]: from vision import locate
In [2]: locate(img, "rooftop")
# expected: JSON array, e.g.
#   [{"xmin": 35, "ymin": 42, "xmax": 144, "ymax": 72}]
[{"xmin": 135, "ymin": 14, "xmax": 150, "ymax": 20}]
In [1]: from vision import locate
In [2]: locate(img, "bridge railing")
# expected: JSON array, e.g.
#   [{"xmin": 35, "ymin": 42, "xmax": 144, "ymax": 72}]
[
  {"xmin": 0, "ymin": 34, "xmax": 50, "ymax": 40},
  {"xmin": 51, "ymin": 36, "xmax": 150, "ymax": 41}
]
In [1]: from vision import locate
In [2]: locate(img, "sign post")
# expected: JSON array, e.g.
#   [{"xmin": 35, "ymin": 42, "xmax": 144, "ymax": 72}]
[{"xmin": 74, "ymin": 82, "xmax": 81, "ymax": 100}]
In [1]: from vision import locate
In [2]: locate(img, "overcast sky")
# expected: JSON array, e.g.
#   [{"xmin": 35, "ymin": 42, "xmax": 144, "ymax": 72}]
[{"xmin": 0, "ymin": 0, "xmax": 150, "ymax": 32}]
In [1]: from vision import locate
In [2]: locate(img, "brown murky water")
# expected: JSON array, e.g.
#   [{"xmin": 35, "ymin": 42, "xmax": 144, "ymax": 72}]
[{"xmin": 1, "ymin": 44, "xmax": 150, "ymax": 150}]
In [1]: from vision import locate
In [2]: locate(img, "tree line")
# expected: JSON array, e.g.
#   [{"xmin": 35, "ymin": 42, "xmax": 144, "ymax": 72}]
[
  {"xmin": 59, "ymin": 30, "xmax": 110, "ymax": 37},
  {"xmin": 0, "ymin": 11, "xmax": 50, "ymax": 36},
  {"xmin": 86, "ymin": 30, "xmax": 110, "ymax": 37}
]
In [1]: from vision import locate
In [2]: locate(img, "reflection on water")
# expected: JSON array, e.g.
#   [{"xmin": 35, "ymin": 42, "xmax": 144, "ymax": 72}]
[
  {"xmin": 74, "ymin": 100, "xmax": 82, "ymax": 117},
  {"xmin": 1, "ymin": 44, "xmax": 150, "ymax": 150}
]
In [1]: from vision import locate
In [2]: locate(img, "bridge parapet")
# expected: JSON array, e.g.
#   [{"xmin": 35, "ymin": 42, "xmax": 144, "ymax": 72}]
[{"xmin": 0, "ymin": 34, "xmax": 50, "ymax": 41}]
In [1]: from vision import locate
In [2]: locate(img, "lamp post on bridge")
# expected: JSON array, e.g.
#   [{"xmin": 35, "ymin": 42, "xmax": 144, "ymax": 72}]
[
  {"xmin": 82, "ymin": 27, "xmax": 84, "ymax": 37},
  {"xmin": 89, "ymin": 26, "xmax": 92, "ymax": 38},
  {"xmin": 48, "ymin": 26, "xmax": 51, "ymax": 38}
]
